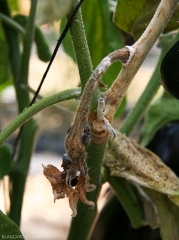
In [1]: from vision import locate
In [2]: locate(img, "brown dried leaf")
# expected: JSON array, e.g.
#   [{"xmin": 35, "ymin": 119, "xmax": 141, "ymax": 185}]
[{"xmin": 104, "ymin": 132, "xmax": 179, "ymax": 206}]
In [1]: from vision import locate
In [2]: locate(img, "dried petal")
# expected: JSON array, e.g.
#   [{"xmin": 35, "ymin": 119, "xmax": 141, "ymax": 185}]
[
  {"xmin": 68, "ymin": 191, "xmax": 79, "ymax": 217},
  {"xmin": 76, "ymin": 177, "xmax": 95, "ymax": 208},
  {"xmin": 43, "ymin": 164, "xmax": 95, "ymax": 217}
]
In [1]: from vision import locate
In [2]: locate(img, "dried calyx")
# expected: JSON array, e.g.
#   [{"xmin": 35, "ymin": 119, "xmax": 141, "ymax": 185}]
[{"xmin": 43, "ymin": 155, "xmax": 95, "ymax": 217}]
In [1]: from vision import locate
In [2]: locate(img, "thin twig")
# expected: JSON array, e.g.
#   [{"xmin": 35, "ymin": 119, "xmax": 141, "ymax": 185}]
[
  {"xmin": 0, "ymin": 88, "xmax": 80, "ymax": 146},
  {"xmin": 21, "ymin": 84, "xmax": 74, "ymax": 116}
]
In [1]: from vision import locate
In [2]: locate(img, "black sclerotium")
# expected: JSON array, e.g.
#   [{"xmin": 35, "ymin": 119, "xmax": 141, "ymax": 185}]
[
  {"xmin": 81, "ymin": 123, "xmax": 91, "ymax": 146},
  {"xmin": 61, "ymin": 154, "xmax": 78, "ymax": 187},
  {"xmin": 61, "ymin": 153, "xmax": 72, "ymax": 170},
  {"xmin": 67, "ymin": 123, "xmax": 73, "ymax": 134}
]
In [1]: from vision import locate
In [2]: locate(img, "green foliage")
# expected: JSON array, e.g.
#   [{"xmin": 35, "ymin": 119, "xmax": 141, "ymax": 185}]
[
  {"xmin": 140, "ymin": 92, "xmax": 179, "ymax": 146},
  {"xmin": 7, "ymin": 0, "xmax": 19, "ymax": 11},
  {"xmin": 113, "ymin": 0, "xmax": 179, "ymax": 39},
  {"xmin": 102, "ymin": 166, "xmax": 145, "ymax": 228},
  {"xmin": 13, "ymin": 15, "xmax": 51, "ymax": 62},
  {"xmin": 145, "ymin": 189, "xmax": 179, "ymax": 240},
  {"xmin": 0, "ymin": 39, "xmax": 9, "ymax": 84},
  {"xmin": 113, "ymin": 0, "xmax": 160, "ymax": 39},
  {"xmin": 62, "ymin": 0, "xmax": 124, "ymax": 87},
  {"xmin": 0, "ymin": 210, "xmax": 24, "ymax": 238},
  {"xmin": 114, "ymin": 97, "xmax": 126, "ymax": 118},
  {"xmin": 0, "ymin": 145, "xmax": 12, "ymax": 179},
  {"xmin": 0, "ymin": 78, "xmax": 12, "ymax": 92}
]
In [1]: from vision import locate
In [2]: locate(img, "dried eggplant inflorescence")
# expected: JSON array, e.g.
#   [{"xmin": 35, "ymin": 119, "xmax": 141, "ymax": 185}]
[{"xmin": 43, "ymin": 161, "xmax": 95, "ymax": 217}]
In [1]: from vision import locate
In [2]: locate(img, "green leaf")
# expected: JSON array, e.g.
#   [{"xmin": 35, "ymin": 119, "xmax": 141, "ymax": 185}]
[
  {"xmin": 113, "ymin": 0, "xmax": 179, "ymax": 39},
  {"xmin": 145, "ymin": 189, "xmax": 179, "ymax": 240},
  {"xmin": 0, "ymin": 39, "xmax": 9, "ymax": 84},
  {"xmin": 7, "ymin": 0, "xmax": 19, "ymax": 11},
  {"xmin": 0, "ymin": 145, "xmax": 12, "ymax": 179},
  {"xmin": 62, "ymin": 0, "xmax": 124, "ymax": 87},
  {"xmin": 13, "ymin": 14, "xmax": 51, "ymax": 62},
  {"xmin": 34, "ymin": 26, "xmax": 51, "ymax": 62},
  {"xmin": 114, "ymin": 96, "xmax": 126, "ymax": 118},
  {"xmin": 113, "ymin": 0, "xmax": 160, "ymax": 39},
  {"xmin": 140, "ymin": 92, "xmax": 179, "ymax": 146},
  {"xmin": 0, "ymin": 78, "xmax": 12, "ymax": 92},
  {"xmin": 164, "ymin": 5, "xmax": 179, "ymax": 33},
  {"xmin": 0, "ymin": 210, "xmax": 24, "ymax": 238}
]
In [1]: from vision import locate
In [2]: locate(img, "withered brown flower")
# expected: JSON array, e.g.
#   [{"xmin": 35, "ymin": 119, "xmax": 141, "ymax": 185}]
[{"xmin": 43, "ymin": 164, "xmax": 95, "ymax": 217}]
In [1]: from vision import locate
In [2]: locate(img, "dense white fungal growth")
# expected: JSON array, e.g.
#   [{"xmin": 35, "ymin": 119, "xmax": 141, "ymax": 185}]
[
  {"xmin": 98, "ymin": 56, "xmax": 112, "ymax": 74},
  {"xmin": 123, "ymin": 46, "xmax": 136, "ymax": 66}
]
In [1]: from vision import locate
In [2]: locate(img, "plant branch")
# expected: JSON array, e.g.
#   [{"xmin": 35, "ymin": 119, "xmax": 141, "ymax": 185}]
[
  {"xmin": 87, "ymin": 0, "xmax": 179, "ymax": 232},
  {"xmin": 105, "ymin": 0, "xmax": 179, "ymax": 119},
  {"xmin": 68, "ymin": 0, "xmax": 93, "ymax": 90},
  {"xmin": 102, "ymin": 166, "xmax": 145, "ymax": 228},
  {"xmin": 0, "ymin": 12, "xmax": 25, "ymax": 34},
  {"xmin": 0, "ymin": 88, "xmax": 80, "ymax": 146},
  {"xmin": 120, "ymin": 32, "xmax": 179, "ymax": 136}
]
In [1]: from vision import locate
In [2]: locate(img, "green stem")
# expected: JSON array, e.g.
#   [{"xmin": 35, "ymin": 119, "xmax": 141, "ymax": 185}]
[
  {"xmin": 102, "ymin": 166, "xmax": 144, "ymax": 228},
  {"xmin": 18, "ymin": 0, "xmax": 37, "ymax": 88},
  {"xmin": 68, "ymin": 0, "xmax": 93, "ymax": 90},
  {"xmin": 0, "ymin": 88, "xmax": 80, "ymax": 146},
  {"xmin": 0, "ymin": 12, "xmax": 25, "ymax": 34},
  {"xmin": 7, "ymin": 0, "xmax": 39, "ymax": 226},
  {"xmin": 9, "ymin": 119, "xmax": 38, "ymax": 226},
  {"xmin": 120, "ymin": 56, "xmax": 162, "ymax": 135},
  {"xmin": 67, "ymin": 142, "xmax": 107, "ymax": 240},
  {"xmin": 67, "ymin": 1, "xmax": 107, "ymax": 239},
  {"xmin": 0, "ymin": 0, "xmax": 21, "ymax": 92}
]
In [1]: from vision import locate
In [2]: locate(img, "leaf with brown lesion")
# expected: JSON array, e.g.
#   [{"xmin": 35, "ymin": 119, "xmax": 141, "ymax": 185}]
[
  {"xmin": 104, "ymin": 131, "xmax": 179, "ymax": 206},
  {"xmin": 43, "ymin": 164, "xmax": 95, "ymax": 217}
]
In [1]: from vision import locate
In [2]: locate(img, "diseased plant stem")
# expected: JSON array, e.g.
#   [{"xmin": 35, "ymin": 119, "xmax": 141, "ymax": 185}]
[
  {"xmin": 105, "ymin": 0, "xmax": 179, "ymax": 116},
  {"xmin": 68, "ymin": 0, "xmax": 93, "ymax": 90},
  {"xmin": 66, "ymin": 1, "xmax": 108, "ymax": 239},
  {"xmin": 67, "ymin": 0, "xmax": 179, "ymax": 238},
  {"xmin": 93, "ymin": 0, "xmax": 179, "ymax": 233},
  {"xmin": 120, "ymin": 32, "xmax": 179, "ymax": 136}
]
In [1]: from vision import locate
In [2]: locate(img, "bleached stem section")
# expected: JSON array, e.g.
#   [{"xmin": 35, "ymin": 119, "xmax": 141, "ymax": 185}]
[{"xmin": 105, "ymin": 0, "xmax": 179, "ymax": 118}]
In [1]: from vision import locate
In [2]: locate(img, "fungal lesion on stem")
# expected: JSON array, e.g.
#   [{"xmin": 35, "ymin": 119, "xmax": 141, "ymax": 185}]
[
  {"xmin": 43, "ymin": 46, "xmax": 133, "ymax": 217},
  {"xmin": 43, "ymin": 0, "xmax": 179, "ymax": 218},
  {"xmin": 92, "ymin": 97, "xmax": 116, "ymax": 140}
]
